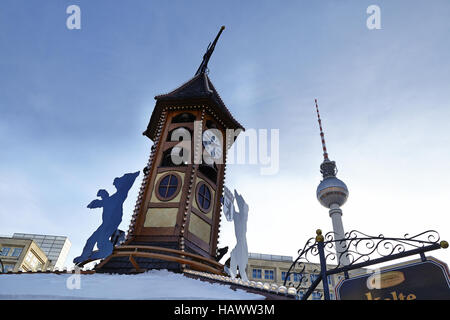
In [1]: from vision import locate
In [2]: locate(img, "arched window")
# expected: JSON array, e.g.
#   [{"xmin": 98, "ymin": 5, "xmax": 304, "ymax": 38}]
[
  {"xmin": 206, "ymin": 120, "xmax": 218, "ymax": 129},
  {"xmin": 167, "ymin": 127, "xmax": 192, "ymax": 142},
  {"xmin": 161, "ymin": 149, "xmax": 175, "ymax": 167},
  {"xmin": 196, "ymin": 183, "xmax": 212, "ymax": 212},
  {"xmin": 160, "ymin": 147, "xmax": 188, "ymax": 167},
  {"xmin": 171, "ymin": 112, "xmax": 196, "ymax": 123}
]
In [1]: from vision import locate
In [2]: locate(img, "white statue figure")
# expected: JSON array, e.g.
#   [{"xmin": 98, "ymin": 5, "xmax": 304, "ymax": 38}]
[
  {"xmin": 228, "ymin": 189, "xmax": 249, "ymax": 282},
  {"xmin": 222, "ymin": 186, "xmax": 235, "ymax": 222}
]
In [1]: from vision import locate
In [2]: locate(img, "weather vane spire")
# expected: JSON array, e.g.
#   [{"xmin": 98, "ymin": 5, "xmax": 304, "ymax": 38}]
[
  {"xmin": 195, "ymin": 26, "xmax": 225, "ymax": 76},
  {"xmin": 315, "ymin": 99, "xmax": 337, "ymax": 178}
]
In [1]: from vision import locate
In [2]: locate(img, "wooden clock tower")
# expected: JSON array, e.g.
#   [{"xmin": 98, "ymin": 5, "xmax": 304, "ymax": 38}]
[{"xmin": 96, "ymin": 27, "xmax": 244, "ymax": 274}]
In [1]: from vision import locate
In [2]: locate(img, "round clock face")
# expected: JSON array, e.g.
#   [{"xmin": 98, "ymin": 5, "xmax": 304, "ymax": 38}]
[{"xmin": 202, "ymin": 130, "xmax": 222, "ymax": 160}]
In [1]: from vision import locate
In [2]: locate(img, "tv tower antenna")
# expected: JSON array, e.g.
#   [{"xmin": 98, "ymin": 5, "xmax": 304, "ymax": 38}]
[
  {"xmin": 314, "ymin": 99, "xmax": 350, "ymax": 266},
  {"xmin": 315, "ymin": 99, "xmax": 338, "ymax": 178},
  {"xmin": 315, "ymin": 98, "xmax": 329, "ymax": 161}
]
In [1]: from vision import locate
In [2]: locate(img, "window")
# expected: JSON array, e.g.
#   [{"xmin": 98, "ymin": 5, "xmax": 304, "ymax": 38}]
[
  {"xmin": 0, "ymin": 247, "xmax": 10, "ymax": 256},
  {"xmin": 264, "ymin": 270, "xmax": 274, "ymax": 280},
  {"xmin": 168, "ymin": 127, "xmax": 192, "ymax": 142},
  {"xmin": 172, "ymin": 112, "xmax": 196, "ymax": 123},
  {"xmin": 298, "ymin": 291, "xmax": 304, "ymax": 300},
  {"xmin": 161, "ymin": 149, "xmax": 174, "ymax": 167},
  {"xmin": 2, "ymin": 264, "xmax": 15, "ymax": 272},
  {"xmin": 35, "ymin": 261, "xmax": 43, "ymax": 271},
  {"xmin": 312, "ymin": 291, "xmax": 322, "ymax": 300},
  {"xmin": 25, "ymin": 253, "xmax": 43, "ymax": 271},
  {"xmin": 11, "ymin": 248, "xmax": 23, "ymax": 257},
  {"xmin": 31, "ymin": 256, "xmax": 38, "ymax": 267},
  {"xmin": 327, "ymin": 276, "xmax": 333, "ymax": 286},
  {"xmin": 156, "ymin": 174, "xmax": 180, "ymax": 200},
  {"xmin": 252, "ymin": 269, "xmax": 262, "ymax": 279},
  {"xmin": 196, "ymin": 183, "xmax": 212, "ymax": 212},
  {"xmin": 161, "ymin": 148, "xmax": 188, "ymax": 167},
  {"xmin": 293, "ymin": 273, "xmax": 301, "ymax": 282},
  {"xmin": 198, "ymin": 164, "xmax": 218, "ymax": 183},
  {"xmin": 25, "ymin": 252, "xmax": 41, "ymax": 270},
  {"xmin": 310, "ymin": 274, "xmax": 319, "ymax": 283},
  {"xmin": 282, "ymin": 272, "xmax": 291, "ymax": 282},
  {"xmin": 206, "ymin": 120, "xmax": 218, "ymax": 129}
]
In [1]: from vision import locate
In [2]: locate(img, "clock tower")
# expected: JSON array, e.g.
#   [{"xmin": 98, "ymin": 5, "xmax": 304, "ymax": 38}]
[{"xmin": 95, "ymin": 27, "xmax": 244, "ymax": 274}]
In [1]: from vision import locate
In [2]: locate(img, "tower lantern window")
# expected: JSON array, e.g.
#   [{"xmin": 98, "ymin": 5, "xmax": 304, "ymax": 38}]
[
  {"xmin": 171, "ymin": 112, "xmax": 196, "ymax": 123},
  {"xmin": 157, "ymin": 174, "xmax": 179, "ymax": 200},
  {"xmin": 197, "ymin": 183, "xmax": 212, "ymax": 212}
]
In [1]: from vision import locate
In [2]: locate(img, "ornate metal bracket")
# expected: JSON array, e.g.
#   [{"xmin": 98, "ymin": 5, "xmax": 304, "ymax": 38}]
[{"xmin": 284, "ymin": 229, "xmax": 447, "ymax": 300}]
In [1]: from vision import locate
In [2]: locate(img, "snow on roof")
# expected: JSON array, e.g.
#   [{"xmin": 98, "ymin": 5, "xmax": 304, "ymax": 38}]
[{"xmin": 0, "ymin": 270, "xmax": 264, "ymax": 300}]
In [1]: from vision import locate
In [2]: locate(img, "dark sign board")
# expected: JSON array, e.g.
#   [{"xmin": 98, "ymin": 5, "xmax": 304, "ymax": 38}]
[{"xmin": 335, "ymin": 257, "xmax": 450, "ymax": 300}]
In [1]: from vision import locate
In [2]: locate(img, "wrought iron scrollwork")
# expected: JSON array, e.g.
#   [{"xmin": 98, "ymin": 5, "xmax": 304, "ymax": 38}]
[
  {"xmin": 322, "ymin": 230, "xmax": 440, "ymax": 270},
  {"xmin": 283, "ymin": 229, "xmax": 442, "ymax": 299},
  {"xmin": 283, "ymin": 235, "xmax": 322, "ymax": 292}
]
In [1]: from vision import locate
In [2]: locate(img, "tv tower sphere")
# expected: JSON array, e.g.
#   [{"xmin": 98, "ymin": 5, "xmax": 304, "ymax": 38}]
[{"xmin": 316, "ymin": 176, "xmax": 349, "ymax": 208}]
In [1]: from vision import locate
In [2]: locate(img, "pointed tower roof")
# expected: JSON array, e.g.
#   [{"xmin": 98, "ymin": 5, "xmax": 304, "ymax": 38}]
[{"xmin": 143, "ymin": 27, "xmax": 244, "ymax": 141}]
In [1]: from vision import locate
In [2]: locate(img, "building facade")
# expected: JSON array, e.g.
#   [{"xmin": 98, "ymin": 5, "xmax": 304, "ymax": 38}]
[
  {"xmin": 246, "ymin": 252, "xmax": 366, "ymax": 300},
  {"xmin": 12, "ymin": 233, "xmax": 71, "ymax": 270},
  {"xmin": 0, "ymin": 237, "xmax": 49, "ymax": 272}
]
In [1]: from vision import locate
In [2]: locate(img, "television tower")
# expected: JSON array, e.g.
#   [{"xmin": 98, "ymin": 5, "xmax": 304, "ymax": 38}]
[{"xmin": 314, "ymin": 99, "xmax": 350, "ymax": 266}]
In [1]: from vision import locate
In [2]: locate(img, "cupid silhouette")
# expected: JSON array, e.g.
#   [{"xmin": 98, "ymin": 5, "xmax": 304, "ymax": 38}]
[{"xmin": 73, "ymin": 171, "xmax": 139, "ymax": 265}]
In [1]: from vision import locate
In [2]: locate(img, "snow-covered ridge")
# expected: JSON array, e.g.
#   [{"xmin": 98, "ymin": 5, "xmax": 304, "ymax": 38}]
[
  {"xmin": 0, "ymin": 269, "xmax": 264, "ymax": 300},
  {"xmin": 184, "ymin": 269, "xmax": 297, "ymax": 298}
]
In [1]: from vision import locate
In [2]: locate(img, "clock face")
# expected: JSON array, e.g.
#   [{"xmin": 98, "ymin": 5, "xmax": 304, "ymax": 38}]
[{"xmin": 202, "ymin": 130, "xmax": 222, "ymax": 160}]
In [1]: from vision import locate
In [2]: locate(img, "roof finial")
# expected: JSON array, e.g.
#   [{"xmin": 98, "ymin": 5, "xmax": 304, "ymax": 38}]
[{"xmin": 195, "ymin": 26, "xmax": 225, "ymax": 76}]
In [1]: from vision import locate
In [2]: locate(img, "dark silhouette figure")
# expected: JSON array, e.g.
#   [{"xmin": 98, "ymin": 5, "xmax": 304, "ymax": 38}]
[
  {"xmin": 110, "ymin": 229, "xmax": 125, "ymax": 246},
  {"xmin": 215, "ymin": 246, "xmax": 229, "ymax": 262},
  {"xmin": 73, "ymin": 171, "xmax": 140, "ymax": 265}
]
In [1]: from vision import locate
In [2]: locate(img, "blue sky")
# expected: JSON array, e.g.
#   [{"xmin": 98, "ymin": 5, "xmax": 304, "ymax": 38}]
[{"xmin": 1, "ymin": 0, "xmax": 449, "ymax": 267}]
